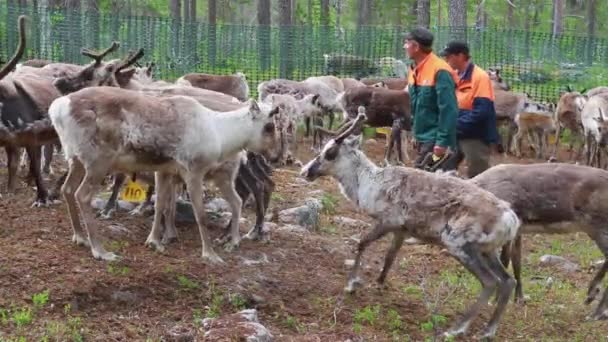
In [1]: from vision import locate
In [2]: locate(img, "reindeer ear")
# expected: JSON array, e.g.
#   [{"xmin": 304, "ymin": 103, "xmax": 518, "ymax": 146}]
[
  {"xmin": 312, "ymin": 94, "xmax": 320, "ymax": 106},
  {"xmin": 116, "ymin": 68, "xmax": 137, "ymax": 87},
  {"xmin": 249, "ymin": 99, "xmax": 261, "ymax": 116},
  {"xmin": 269, "ymin": 105, "xmax": 280, "ymax": 117},
  {"xmin": 346, "ymin": 135, "xmax": 362, "ymax": 149}
]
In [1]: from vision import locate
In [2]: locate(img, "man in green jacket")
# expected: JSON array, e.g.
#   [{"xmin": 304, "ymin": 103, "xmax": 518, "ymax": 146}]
[{"xmin": 404, "ymin": 28, "xmax": 459, "ymax": 170}]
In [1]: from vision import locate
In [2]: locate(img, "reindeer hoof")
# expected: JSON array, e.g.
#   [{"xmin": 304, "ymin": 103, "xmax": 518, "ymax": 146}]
[
  {"xmin": 145, "ymin": 238, "xmax": 165, "ymax": 253},
  {"xmin": 585, "ymin": 285, "xmax": 602, "ymax": 305},
  {"xmin": 244, "ymin": 226, "xmax": 267, "ymax": 241},
  {"xmin": 161, "ymin": 234, "xmax": 178, "ymax": 245},
  {"xmin": 479, "ymin": 325, "xmax": 498, "ymax": 341},
  {"xmin": 223, "ymin": 239, "xmax": 241, "ymax": 252},
  {"xmin": 31, "ymin": 199, "xmax": 49, "ymax": 208},
  {"xmin": 72, "ymin": 234, "xmax": 90, "ymax": 247},
  {"xmin": 344, "ymin": 277, "xmax": 363, "ymax": 293},
  {"xmin": 444, "ymin": 325, "xmax": 468, "ymax": 339},
  {"xmin": 202, "ymin": 252, "xmax": 225, "ymax": 265},
  {"xmin": 92, "ymin": 249, "xmax": 121, "ymax": 262},
  {"xmin": 98, "ymin": 209, "xmax": 114, "ymax": 220}
]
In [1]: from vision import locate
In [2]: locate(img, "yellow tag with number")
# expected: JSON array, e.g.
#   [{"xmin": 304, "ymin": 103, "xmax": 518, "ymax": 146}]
[
  {"xmin": 376, "ymin": 127, "xmax": 392, "ymax": 137},
  {"xmin": 120, "ymin": 179, "xmax": 147, "ymax": 203},
  {"xmin": 548, "ymin": 133, "xmax": 556, "ymax": 145}
]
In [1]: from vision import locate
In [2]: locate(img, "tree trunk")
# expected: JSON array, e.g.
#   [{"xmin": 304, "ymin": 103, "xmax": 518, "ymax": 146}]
[
  {"xmin": 506, "ymin": 0, "xmax": 515, "ymax": 27},
  {"xmin": 417, "ymin": 0, "xmax": 430, "ymax": 28},
  {"xmin": 291, "ymin": 0, "xmax": 297, "ymax": 24},
  {"xmin": 307, "ymin": 0, "xmax": 312, "ymax": 25},
  {"xmin": 320, "ymin": 0, "xmax": 330, "ymax": 53},
  {"xmin": 552, "ymin": 0, "xmax": 564, "ymax": 36},
  {"xmin": 85, "ymin": 0, "xmax": 99, "ymax": 52},
  {"xmin": 189, "ymin": 0, "xmax": 196, "ymax": 21},
  {"xmin": 448, "ymin": 0, "xmax": 467, "ymax": 41},
  {"xmin": 208, "ymin": 0, "xmax": 216, "ymax": 67},
  {"xmin": 586, "ymin": 0, "xmax": 596, "ymax": 65},
  {"xmin": 407, "ymin": 0, "xmax": 417, "ymax": 26},
  {"xmin": 279, "ymin": 0, "xmax": 293, "ymax": 78},
  {"xmin": 257, "ymin": 0, "xmax": 270, "ymax": 70}
]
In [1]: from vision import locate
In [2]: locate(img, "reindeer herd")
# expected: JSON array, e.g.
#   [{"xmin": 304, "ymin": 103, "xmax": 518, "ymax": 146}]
[{"xmin": 2, "ymin": 15, "xmax": 608, "ymax": 339}]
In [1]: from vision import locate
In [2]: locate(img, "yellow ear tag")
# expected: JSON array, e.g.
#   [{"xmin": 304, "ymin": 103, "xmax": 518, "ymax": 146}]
[
  {"xmin": 432, "ymin": 154, "xmax": 441, "ymax": 162},
  {"xmin": 120, "ymin": 179, "xmax": 147, "ymax": 203}
]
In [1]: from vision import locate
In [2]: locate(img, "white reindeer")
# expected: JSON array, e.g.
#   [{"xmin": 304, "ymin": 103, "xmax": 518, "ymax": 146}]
[
  {"xmin": 48, "ymin": 86, "xmax": 282, "ymax": 264},
  {"xmin": 299, "ymin": 109, "xmax": 520, "ymax": 339}
]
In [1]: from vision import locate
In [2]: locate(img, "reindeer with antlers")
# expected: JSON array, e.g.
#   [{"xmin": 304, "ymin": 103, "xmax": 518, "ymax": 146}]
[{"xmin": 300, "ymin": 108, "xmax": 520, "ymax": 339}]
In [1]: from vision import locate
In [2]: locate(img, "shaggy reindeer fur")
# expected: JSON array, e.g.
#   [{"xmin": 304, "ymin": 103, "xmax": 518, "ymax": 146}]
[
  {"xmin": 52, "ymin": 60, "xmax": 282, "ymax": 246},
  {"xmin": 511, "ymin": 102, "xmax": 557, "ymax": 159},
  {"xmin": 257, "ymin": 78, "xmax": 341, "ymax": 147},
  {"xmin": 487, "ymin": 68, "xmax": 510, "ymax": 91},
  {"xmin": 360, "ymin": 77, "xmax": 407, "ymax": 90},
  {"xmin": 340, "ymin": 78, "xmax": 365, "ymax": 91},
  {"xmin": 585, "ymin": 86, "xmax": 608, "ymax": 98},
  {"xmin": 493, "ymin": 87, "xmax": 527, "ymax": 152},
  {"xmin": 301, "ymin": 111, "xmax": 520, "ymax": 339},
  {"xmin": 552, "ymin": 91, "xmax": 587, "ymax": 160},
  {"xmin": 321, "ymin": 86, "xmax": 411, "ymax": 165},
  {"xmin": 49, "ymin": 86, "xmax": 282, "ymax": 264},
  {"xmin": 305, "ymin": 76, "xmax": 344, "ymax": 93},
  {"xmin": 581, "ymin": 93, "xmax": 608, "ymax": 167},
  {"xmin": 472, "ymin": 163, "xmax": 608, "ymax": 320},
  {"xmin": 176, "ymin": 72, "xmax": 250, "ymax": 102}
]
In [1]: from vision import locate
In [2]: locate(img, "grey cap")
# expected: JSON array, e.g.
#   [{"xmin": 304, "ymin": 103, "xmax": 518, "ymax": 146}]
[{"xmin": 404, "ymin": 27, "xmax": 434, "ymax": 48}]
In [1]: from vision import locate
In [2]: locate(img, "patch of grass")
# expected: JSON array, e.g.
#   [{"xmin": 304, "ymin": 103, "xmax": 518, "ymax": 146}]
[
  {"xmin": 206, "ymin": 292, "xmax": 224, "ymax": 319},
  {"xmin": 12, "ymin": 307, "xmax": 33, "ymax": 327},
  {"xmin": 321, "ymin": 193, "xmax": 338, "ymax": 215},
  {"xmin": 320, "ymin": 224, "xmax": 337, "ymax": 235},
  {"xmin": 177, "ymin": 275, "xmax": 200, "ymax": 290},
  {"xmin": 284, "ymin": 314, "xmax": 303, "ymax": 332},
  {"xmin": 32, "ymin": 289, "xmax": 50, "ymax": 309},
  {"xmin": 68, "ymin": 316, "xmax": 84, "ymax": 342},
  {"xmin": 192, "ymin": 308, "xmax": 203, "ymax": 326},
  {"xmin": 107, "ymin": 263, "xmax": 130, "ymax": 276},
  {"xmin": 353, "ymin": 304, "xmax": 381, "ymax": 333},
  {"xmin": 229, "ymin": 293, "xmax": 247, "ymax": 311},
  {"xmin": 401, "ymin": 285, "xmax": 423, "ymax": 300},
  {"xmin": 0, "ymin": 307, "xmax": 8, "ymax": 325},
  {"xmin": 386, "ymin": 308, "xmax": 403, "ymax": 333},
  {"xmin": 107, "ymin": 240, "xmax": 129, "ymax": 252},
  {"xmin": 270, "ymin": 193, "xmax": 285, "ymax": 202},
  {"xmin": 419, "ymin": 314, "xmax": 448, "ymax": 333}
]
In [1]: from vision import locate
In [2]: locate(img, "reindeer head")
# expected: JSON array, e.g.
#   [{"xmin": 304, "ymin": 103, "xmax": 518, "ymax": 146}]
[
  {"xmin": 133, "ymin": 62, "xmax": 155, "ymax": 82},
  {"xmin": 300, "ymin": 107, "xmax": 367, "ymax": 181},
  {"xmin": 53, "ymin": 43, "xmax": 145, "ymax": 94},
  {"xmin": 556, "ymin": 91, "xmax": 587, "ymax": 129},
  {"xmin": 244, "ymin": 99, "xmax": 284, "ymax": 160},
  {"xmin": 487, "ymin": 68, "xmax": 510, "ymax": 91}
]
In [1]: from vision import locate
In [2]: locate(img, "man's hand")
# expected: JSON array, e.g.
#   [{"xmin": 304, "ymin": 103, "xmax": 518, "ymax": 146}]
[{"xmin": 433, "ymin": 145, "xmax": 447, "ymax": 157}]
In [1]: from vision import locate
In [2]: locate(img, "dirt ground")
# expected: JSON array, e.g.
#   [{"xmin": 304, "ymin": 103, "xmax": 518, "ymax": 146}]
[{"xmin": 0, "ymin": 135, "xmax": 607, "ymax": 342}]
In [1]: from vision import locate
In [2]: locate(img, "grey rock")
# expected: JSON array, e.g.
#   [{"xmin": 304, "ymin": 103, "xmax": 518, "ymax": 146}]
[
  {"xmin": 333, "ymin": 216, "xmax": 369, "ymax": 229},
  {"xmin": 203, "ymin": 309, "xmax": 273, "ymax": 342},
  {"xmin": 110, "ymin": 290, "xmax": 139, "ymax": 304},
  {"xmin": 539, "ymin": 254, "xmax": 580, "ymax": 273},
  {"xmin": 278, "ymin": 198, "xmax": 322, "ymax": 230}
]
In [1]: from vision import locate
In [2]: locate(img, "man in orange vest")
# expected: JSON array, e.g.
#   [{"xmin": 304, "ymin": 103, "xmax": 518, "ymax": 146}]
[
  {"xmin": 404, "ymin": 28, "xmax": 459, "ymax": 171},
  {"xmin": 440, "ymin": 41, "xmax": 500, "ymax": 178}
]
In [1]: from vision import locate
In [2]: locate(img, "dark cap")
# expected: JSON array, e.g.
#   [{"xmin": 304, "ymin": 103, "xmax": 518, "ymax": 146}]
[
  {"xmin": 404, "ymin": 28, "xmax": 434, "ymax": 48},
  {"xmin": 440, "ymin": 41, "xmax": 470, "ymax": 57}
]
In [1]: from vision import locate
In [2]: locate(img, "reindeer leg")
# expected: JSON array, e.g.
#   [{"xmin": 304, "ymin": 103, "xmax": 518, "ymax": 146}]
[
  {"xmin": 511, "ymin": 235, "xmax": 524, "ymax": 304},
  {"xmin": 99, "ymin": 173, "xmax": 126, "ymax": 219},
  {"xmin": 585, "ymin": 232, "xmax": 608, "ymax": 307},
  {"xmin": 42, "ymin": 143, "xmax": 53, "ymax": 175},
  {"xmin": 146, "ymin": 172, "xmax": 172, "ymax": 252},
  {"xmin": 131, "ymin": 183, "xmax": 156, "ymax": 216},
  {"xmin": 479, "ymin": 251, "xmax": 517, "ymax": 339},
  {"xmin": 5, "ymin": 146, "xmax": 20, "ymax": 194},
  {"xmin": 75, "ymin": 162, "xmax": 118, "ymax": 261},
  {"xmin": 62, "ymin": 157, "xmax": 88, "ymax": 248},
  {"xmin": 27, "ymin": 146, "xmax": 49, "ymax": 207},
  {"xmin": 238, "ymin": 165, "xmax": 267, "ymax": 241},
  {"xmin": 212, "ymin": 171, "xmax": 243, "ymax": 252},
  {"xmin": 345, "ymin": 223, "xmax": 400, "ymax": 293},
  {"xmin": 376, "ymin": 231, "xmax": 406, "ymax": 284},
  {"xmin": 443, "ymin": 243, "xmax": 500, "ymax": 339},
  {"xmin": 183, "ymin": 170, "xmax": 224, "ymax": 264},
  {"xmin": 551, "ymin": 123, "xmax": 562, "ymax": 160},
  {"xmin": 49, "ymin": 170, "xmax": 68, "ymax": 202},
  {"xmin": 161, "ymin": 178, "xmax": 179, "ymax": 245}
]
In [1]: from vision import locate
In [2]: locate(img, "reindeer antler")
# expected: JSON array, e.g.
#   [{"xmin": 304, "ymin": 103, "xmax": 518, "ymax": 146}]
[
  {"xmin": 116, "ymin": 48, "xmax": 145, "ymax": 72},
  {"xmin": 0, "ymin": 15, "xmax": 27, "ymax": 80},
  {"xmin": 80, "ymin": 41, "xmax": 120, "ymax": 64},
  {"xmin": 335, "ymin": 106, "xmax": 367, "ymax": 144}
]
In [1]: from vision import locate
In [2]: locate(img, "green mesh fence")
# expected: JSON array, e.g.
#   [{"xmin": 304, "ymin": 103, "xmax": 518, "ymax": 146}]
[{"xmin": 2, "ymin": 2, "xmax": 607, "ymax": 101}]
